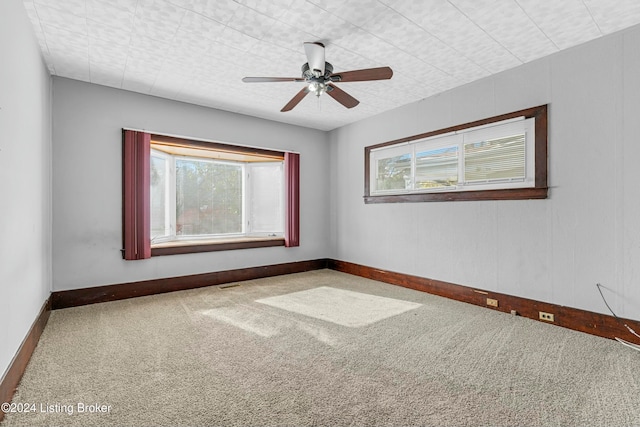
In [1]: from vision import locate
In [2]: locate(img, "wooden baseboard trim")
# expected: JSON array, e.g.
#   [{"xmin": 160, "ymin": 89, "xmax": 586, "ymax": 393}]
[
  {"xmin": 0, "ymin": 298, "xmax": 51, "ymax": 422},
  {"xmin": 328, "ymin": 259, "xmax": 640, "ymax": 342},
  {"xmin": 48, "ymin": 256, "xmax": 639, "ymax": 342},
  {"xmin": 52, "ymin": 259, "xmax": 329, "ymax": 309}
]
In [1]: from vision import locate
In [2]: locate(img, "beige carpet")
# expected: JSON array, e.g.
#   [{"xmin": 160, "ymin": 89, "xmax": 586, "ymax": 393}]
[{"xmin": 2, "ymin": 269, "xmax": 640, "ymax": 426}]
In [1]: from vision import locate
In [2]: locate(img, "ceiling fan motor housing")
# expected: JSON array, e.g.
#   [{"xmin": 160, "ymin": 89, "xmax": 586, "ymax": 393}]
[{"xmin": 302, "ymin": 62, "xmax": 333, "ymax": 82}]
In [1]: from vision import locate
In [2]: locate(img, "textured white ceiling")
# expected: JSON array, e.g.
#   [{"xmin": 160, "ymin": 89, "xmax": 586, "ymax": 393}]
[{"xmin": 22, "ymin": 0, "xmax": 640, "ymax": 131}]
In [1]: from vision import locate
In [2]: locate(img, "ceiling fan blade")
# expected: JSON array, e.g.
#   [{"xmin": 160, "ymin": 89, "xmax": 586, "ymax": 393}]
[
  {"xmin": 281, "ymin": 87, "xmax": 310, "ymax": 112},
  {"xmin": 326, "ymin": 83, "xmax": 359, "ymax": 109},
  {"xmin": 330, "ymin": 66, "xmax": 393, "ymax": 82},
  {"xmin": 303, "ymin": 42, "xmax": 325, "ymax": 76},
  {"xmin": 242, "ymin": 77, "xmax": 305, "ymax": 83}
]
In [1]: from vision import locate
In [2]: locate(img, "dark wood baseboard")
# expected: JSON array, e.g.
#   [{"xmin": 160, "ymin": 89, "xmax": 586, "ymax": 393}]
[
  {"xmin": 327, "ymin": 259, "xmax": 640, "ymax": 342},
  {"xmin": 0, "ymin": 298, "xmax": 51, "ymax": 423},
  {"xmin": 52, "ymin": 259, "xmax": 329, "ymax": 309},
  {"xmin": 49, "ymin": 257, "xmax": 639, "ymax": 343}
]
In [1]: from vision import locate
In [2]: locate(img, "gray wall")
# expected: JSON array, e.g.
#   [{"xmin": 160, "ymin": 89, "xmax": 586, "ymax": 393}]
[
  {"xmin": 52, "ymin": 78, "xmax": 330, "ymax": 291},
  {"xmin": 0, "ymin": 0, "xmax": 52, "ymax": 380},
  {"xmin": 329, "ymin": 25, "xmax": 640, "ymax": 321}
]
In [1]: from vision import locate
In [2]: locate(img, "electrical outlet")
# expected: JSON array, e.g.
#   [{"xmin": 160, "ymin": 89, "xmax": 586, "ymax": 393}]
[
  {"xmin": 486, "ymin": 298, "xmax": 499, "ymax": 307},
  {"xmin": 539, "ymin": 311, "xmax": 554, "ymax": 322}
]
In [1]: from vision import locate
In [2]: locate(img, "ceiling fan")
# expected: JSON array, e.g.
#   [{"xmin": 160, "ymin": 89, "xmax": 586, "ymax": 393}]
[{"xmin": 242, "ymin": 42, "xmax": 393, "ymax": 112}]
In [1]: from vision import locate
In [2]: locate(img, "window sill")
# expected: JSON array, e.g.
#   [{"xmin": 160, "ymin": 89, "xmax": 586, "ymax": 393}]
[
  {"xmin": 364, "ymin": 187, "xmax": 548, "ymax": 204},
  {"xmin": 151, "ymin": 236, "xmax": 285, "ymax": 256}
]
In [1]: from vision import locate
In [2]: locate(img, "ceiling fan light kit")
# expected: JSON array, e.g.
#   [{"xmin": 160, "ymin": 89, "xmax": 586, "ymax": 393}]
[
  {"xmin": 242, "ymin": 42, "xmax": 393, "ymax": 112},
  {"xmin": 302, "ymin": 62, "xmax": 333, "ymax": 97}
]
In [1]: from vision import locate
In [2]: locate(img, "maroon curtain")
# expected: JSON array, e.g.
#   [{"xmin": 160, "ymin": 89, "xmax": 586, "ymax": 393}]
[
  {"xmin": 122, "ymin": 130, "xmax": 151, "ymax": 260},
  {"xmin": 284, "ymin": 152, "xmax": 300, "ymax": 247}
]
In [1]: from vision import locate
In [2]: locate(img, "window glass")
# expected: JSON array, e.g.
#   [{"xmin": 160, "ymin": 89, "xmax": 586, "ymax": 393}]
[
  {"xmin": 249, "ymin": 163, "xmax": 283, "ymax": 233},
  {"xmin": 176, "ymin": 158, "xmax": 243, "ymax": 236},
  {"xmin": 150, "ymin": 154, "xmax": 169, "ymax": 239},
  {"xmin": 376, "ymin": 153, "xmax": 412, "ymax": 191},
  {"xmin": 415, "ymin": 146, "xmax": 458, "ymax": 189}
]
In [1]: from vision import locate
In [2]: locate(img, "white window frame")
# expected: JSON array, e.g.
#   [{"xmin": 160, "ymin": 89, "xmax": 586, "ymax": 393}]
[
  {"xmin": 245, "ymin": 161, "xmax": 285, "ymax": 236},
  {"xmin": 150, "ymin": 150, "xmax": 284, "ymax": 244},
  {"xmin": 369, "ymin": 116, "xmax": 535, "ymax": 196},
  {"xmin": 150, "ymin": 149, "xmax": 175, "ymax": 243}
]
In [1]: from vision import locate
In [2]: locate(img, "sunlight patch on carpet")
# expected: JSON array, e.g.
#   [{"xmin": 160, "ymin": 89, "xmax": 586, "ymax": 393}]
[{"xmin": 256, "ymin": 286, "xmax": 421, "ymax": 327}]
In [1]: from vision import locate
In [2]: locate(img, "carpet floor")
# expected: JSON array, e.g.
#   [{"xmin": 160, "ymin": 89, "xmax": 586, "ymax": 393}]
[{"xmin": 2, "ymin": 269, "xmax": 639, "ymax": 426}]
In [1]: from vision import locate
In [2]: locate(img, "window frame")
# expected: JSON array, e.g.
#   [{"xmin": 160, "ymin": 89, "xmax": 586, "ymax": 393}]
[
  {"xmin": 364, "ymin": 105, "xmax": 548, "ymax": 203},
  {"xmin": 151, "ymin": 151, "xmax": 285, "ymax": 244},
  {"xmin": 150, "ymin": 148, "xmax": 174, "ymax": 242},
  {"xmin": 122, "ymin": 131, "xmax": 299, "ymax": 259}
]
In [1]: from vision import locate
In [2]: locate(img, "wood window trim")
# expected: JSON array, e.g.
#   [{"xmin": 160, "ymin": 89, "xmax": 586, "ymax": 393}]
[
  {"xmin": 151, "ymin": 237, "xmax": 285, "ymax": 257},
  {"xmin": 364, "ymin": 105, "xmax": 548, "ymax": 204},
  {"xmin": 151, "ymin": 134, "xmax": 285, "ymax": 160}
]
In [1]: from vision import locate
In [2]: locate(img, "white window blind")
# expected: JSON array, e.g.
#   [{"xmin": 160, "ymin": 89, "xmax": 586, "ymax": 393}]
[{"xmin": 464, "ymin": 133, "xmax": 526, "ymax": 183}]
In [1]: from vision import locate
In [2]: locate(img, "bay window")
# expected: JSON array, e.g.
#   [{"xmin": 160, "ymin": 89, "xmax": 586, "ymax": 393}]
[{"xmin": 123, "ymin": 131, "xmax": 299, "ymax": 260}]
